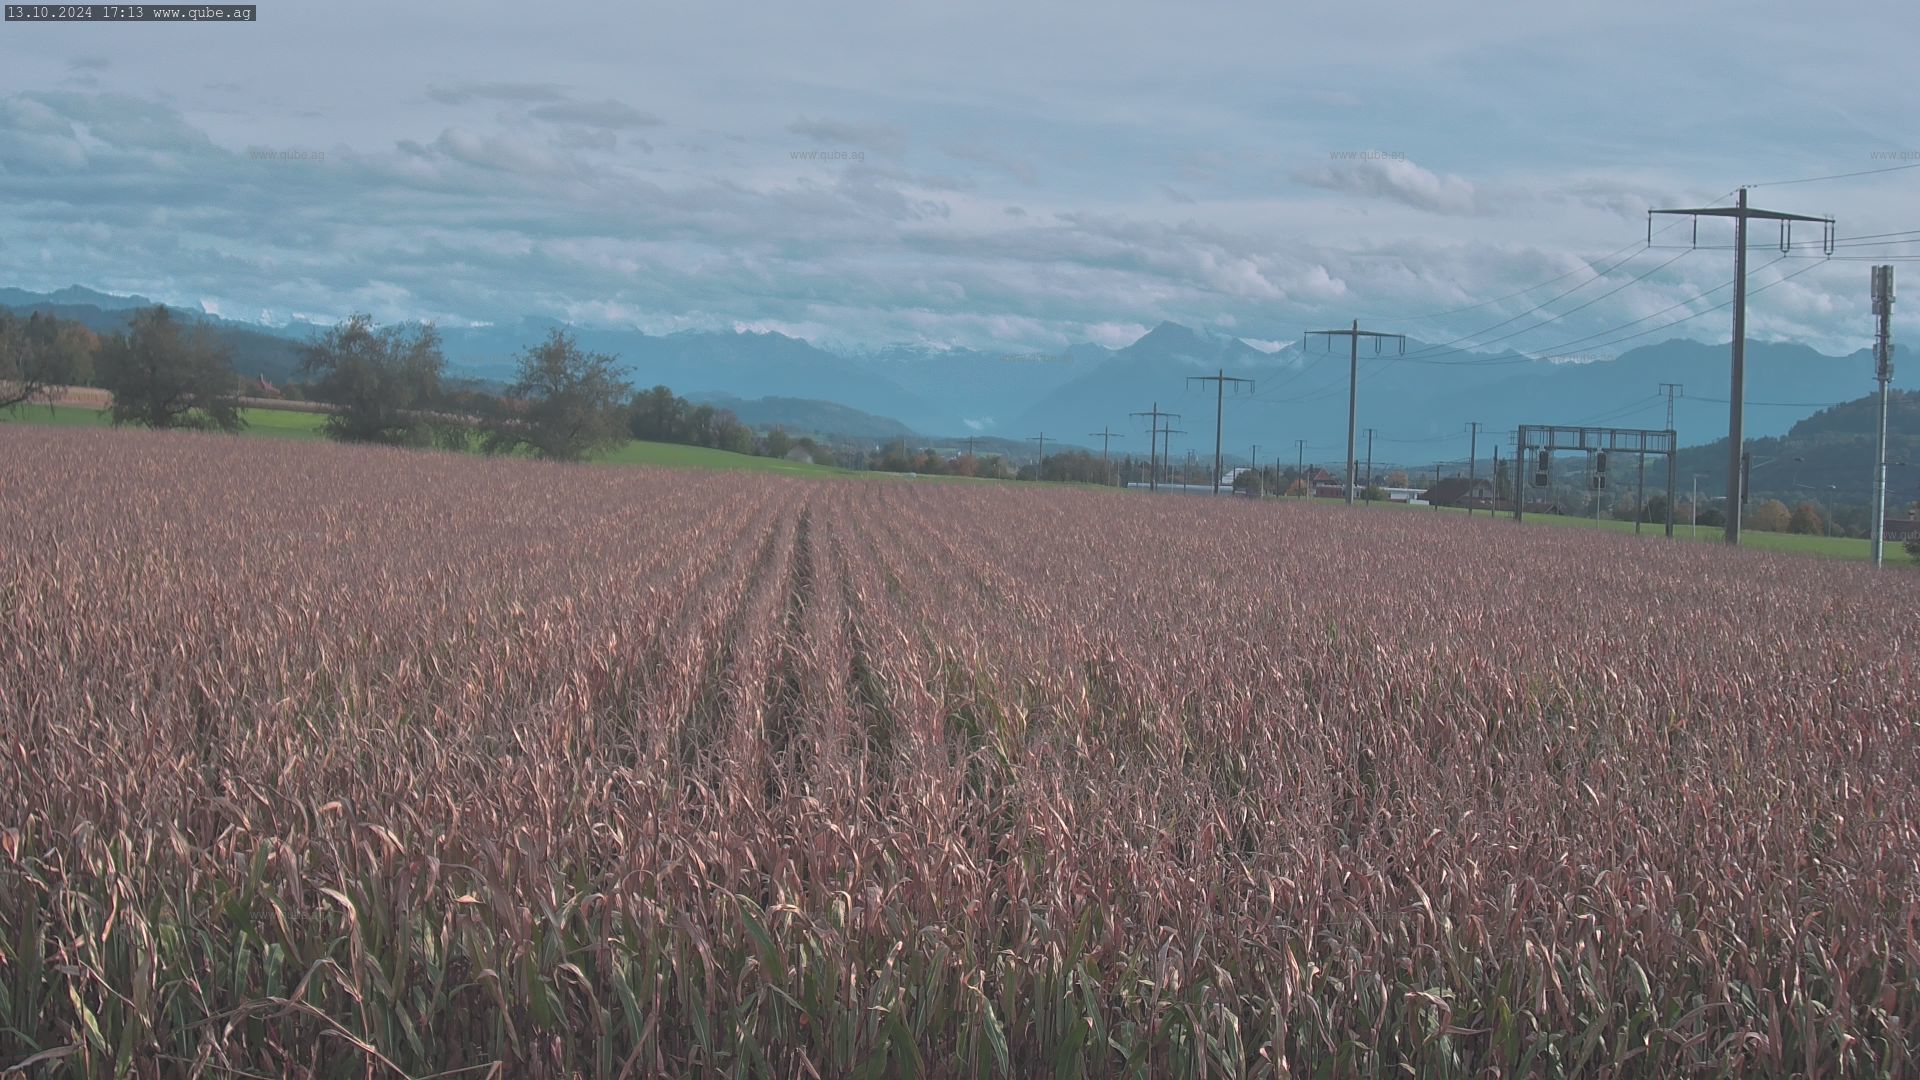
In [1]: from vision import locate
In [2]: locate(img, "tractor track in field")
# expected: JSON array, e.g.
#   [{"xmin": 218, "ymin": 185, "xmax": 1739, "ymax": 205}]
[
  {"xmin": 833, "ymin": 519, "xmax": 899, "ymax": 790},
  {"xmin": 760, "ymin": 504, "xmax": 811, "ymax": 777},
  {"xmin": 670, "ymin": 494, "xmax": 795, "ymax": 778}
]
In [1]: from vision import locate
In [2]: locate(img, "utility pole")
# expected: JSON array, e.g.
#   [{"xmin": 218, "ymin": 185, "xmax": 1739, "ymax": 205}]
[
  {"xmin": 1652, "ymin": 189, "xmax": 1833, "ymax": 545},
  {"xmin": 1659, "ymin": 383, "xmax": 1683, "ymax": 538},
  {"xmin": 964, "ymin": 435, "xmax": 977, "ymax": 458},
  {"xmin": 1130, "ymin": 403, "xmax": 1179, "ymax": 493},
  {"xmin": 1363, "ymin": 428, "xmax": 1376, "ymax": 504},
  {"xmin": 1088, "ymin": 427, "xmax": 1123, "ymax": 487},
  {"xmin": 1873, "ymin": 265, "xmax": 1896, "ymax": 566},
  {"xmin": 1163, "ymin": 427, "xmax": 1186, "ymax": 485},
  {"xmin": 1305, "ymin": 320, "xmax": 1406, "ymax": 505},
  {"xmin": 1187, "ymin": 368, "xmax": 1255, "ymax": 494},
  {"xmin": 1635, "ymin": 448, "xmax": 1646, "ymax": 536},
  {"xmin": 1659, "ymin": 383, "xmax": 1684, "ymax": 432},
  {"xmin": 1594, "ymin": 451, "xmax": 1605, "ymax": 523},
  {"xmin": 1250, "ymin": 443, "xmax": 1261, "ymax": 496},
  {"xmin": 1160, "ymin": 426, "xmax": 1187, "ymax": 486},
  {"xmin": 1028, "ymin": 433, "xmax": 1047, "ymax": 479},
  {"xmin": 1465, "ymin": 421, "xmax": 1482, "ymax": 516},
  {"xmin": 1295, "ymin": 439, "xmax": 1306, "ymax": 497}
]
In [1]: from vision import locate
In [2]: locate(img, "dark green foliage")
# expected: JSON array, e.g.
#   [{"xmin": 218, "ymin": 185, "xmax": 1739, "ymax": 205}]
[
  {"xmin": 298, "ymin": 314, "xmax": 447, "ymax": 446},
  {"xmin": 761, "ymin": 427, "xmax": 795, "ymax": 460},
  {"xmin": 629, "ymin": 384, "xmax": 755, "ymax": 454},
  {"xmin": 96, "ymin": 307, "xmax": 244, "ymax": 432},
  {"xmin": 483, "ymin": 329, "xmax": 632, "ymax": 462},
  {"xmin": 0, "ymin": 311, "xmax": 97, "ymax": 412}
]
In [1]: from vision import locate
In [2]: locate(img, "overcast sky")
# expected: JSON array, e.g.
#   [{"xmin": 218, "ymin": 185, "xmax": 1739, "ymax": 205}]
[{"xmin": 1, "ymin": 0, "xmax": 1916, "ymax": 356}]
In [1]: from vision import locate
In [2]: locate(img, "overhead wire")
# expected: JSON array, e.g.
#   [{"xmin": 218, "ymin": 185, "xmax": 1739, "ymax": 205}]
[
  {"xmin": 1745, "ymin": 162, "xmax": 1920, "ymax": 188},
  {"xmin": 1531, "ymin": 257, "xmax": 1826, "ymax": 361},
  {"xmin": 1394, "ymin": 248, "xmax": 1696, "ymax": 361},
  {"xmin": 1240, "ymin": 187, "xmax": 1874, "ymax": 422}
]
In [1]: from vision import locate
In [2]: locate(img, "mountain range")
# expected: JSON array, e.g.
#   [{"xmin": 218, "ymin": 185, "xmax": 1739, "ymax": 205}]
[{"xmin": 2, "ymin": 285, "xmax": 1906, "ymax": 461}]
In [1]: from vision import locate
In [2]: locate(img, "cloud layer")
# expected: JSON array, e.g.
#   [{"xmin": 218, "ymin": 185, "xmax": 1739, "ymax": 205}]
[{"xmin": 0, "ymin": 0, "xmax": 1914, "ymax": 358}]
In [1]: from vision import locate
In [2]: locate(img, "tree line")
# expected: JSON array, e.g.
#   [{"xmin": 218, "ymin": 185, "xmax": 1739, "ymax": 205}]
[
  {"xmin": 627, "ymin": 384, "xmax": 840, "ymax": 463},
  {"xmin": 0, "ymin": 307, "xmax": 819, "ymax": 465},
  {"xmin": 0, "ymin": 310, "xmax": 102, "ymax": 411},
  {"xmin": 0, "ymin": 305, "xmax": 1144, "ymax": 481}
]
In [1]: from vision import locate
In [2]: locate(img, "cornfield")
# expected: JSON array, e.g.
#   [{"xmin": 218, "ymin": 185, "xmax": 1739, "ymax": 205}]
[{"xmin": 3, "ymin": 424, "xmax": 1919, "ymax": 1077}]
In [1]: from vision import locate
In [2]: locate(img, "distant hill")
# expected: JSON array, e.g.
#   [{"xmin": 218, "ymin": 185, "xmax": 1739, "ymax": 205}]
[
  {"xmin": 1008, "ymin": 323, "xmax": 1309, "ymax": 452},
  {"xmin": 1674, "ymin": 390, "xmax": 1920, "ymax": 505},
  {"xmin": 846, "ymin": 342, "xmax": 1104, "ymax": 435},
  {"xmin": 0, "ymin": 285, "xmax": 156, "ymax": 311},
  {"xmin": 688, "ymin": 393, "xmax": 916, "ymax": 440},
  {"xmin": 0, "ymin": 290, "xmax": 309, "ymax": 385}
]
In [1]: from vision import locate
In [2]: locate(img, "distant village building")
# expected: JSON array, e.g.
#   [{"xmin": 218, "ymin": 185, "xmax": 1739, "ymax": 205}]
[
  {"xmin": 252, "ymin": 374, "xmax": 283, "ymax": 399},
  {"xmin": 783, "ymin": 447, "xmax": 815, "ymax": 465},
  {"xmin": 1421, "ymin": 477, "xmax": 1495, "ymax": 508},
  {"xmin": 1302, "ymin": 467, "xmax": 1344, "ymax": 498}
]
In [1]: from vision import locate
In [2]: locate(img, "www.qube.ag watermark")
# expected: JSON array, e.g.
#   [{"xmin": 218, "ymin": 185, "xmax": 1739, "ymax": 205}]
[
  {"xmin": 1871, "ymin": 151, "xmax": 1920, "ymax": 161},
  {"xmin": 248, "ymin": 147, "xmax": 324, "ymax": 162},
  {"xmin": 1329, "ymin": 150, "xmax": 1406, "ymax": 161},
  {"xmin": 791, "ymin": 149, "xmax": 865, "ymax": 163}
]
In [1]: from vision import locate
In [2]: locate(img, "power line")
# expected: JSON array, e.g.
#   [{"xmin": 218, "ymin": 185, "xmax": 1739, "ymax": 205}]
[
  {"xmin": 1385, "ymin": 254, "xmax": 1797, "ymax": 371},
  {"xmin": 1650, "ymin": 187, "xmax": 1834, "ymax": 546},
  {"xmin": 1377, "ymin": 431, "xmax": 1469, "ymax": 445},
  {"xmin": 1281, "ymin": 354, "xmax": 1405, "ymax": 408},
  {"xmin": 1027, "ymin": 433, "xmax": 1048, "ymax": 473},
  {"xmin": 1372, "ymin": 231, "xmax": 1675, "ymax": 322},
  {"xmin": 1781, "ymin": 253, "xmax": 1920, "ymax": 262},
  {"xmin": 1129, "ymin": 403, "xmax": 1180, "ymax": 493},
  {"xmin": 1534, "ymin": 258, "xmax": 1826, "ymax": 360},
  {"xmin": 1687, "ymin": 395, "xmax": 1846, "ymax": 408},
  {"xmin": 1656, "ymin": 233, "xmax": 1920, "ymax": 251},
  {"xmin": 1566, "ymin": 395, "xmax": 1664, "ymax": 427},
  {"xmin": 1380, "ymin": 250, "xmax": 1803, "ymax": 369},
  {"xmin": 1364, "ymin": 427, "xmax": 1376, "ymax": 501},
  {"xmin": 1395, "ymin": 248, "xmax": 1697, "ymax": 362},
  {"xmin": 1746, "ymin": 161, "xmax": 1920, "ymax": 188},
  {"xmin": 1465, "ymin": 421, "xmax": 1481, "ymax": 516},
  {"xmin": 1087, "ymin": 427, "xmax": 1123, "ymax": 486},
  {"xmin": 1186, "ymin": 368, "xmax": 1254, "ymax": 494},
  {"xmin": 1397, "ymin": 246, "xmax": 1689, "ymax": 359},
  {"xmin": 1660, "ymin": 382, "xmax": 1684, "ymax": 432},
  {"xmin": 1303, "ymin": 320, "xmax": 1406, "ymax": 505},
  {"xmin": 1352, "ymin": 192, "xmax": 1729, "ymax": 324}
]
